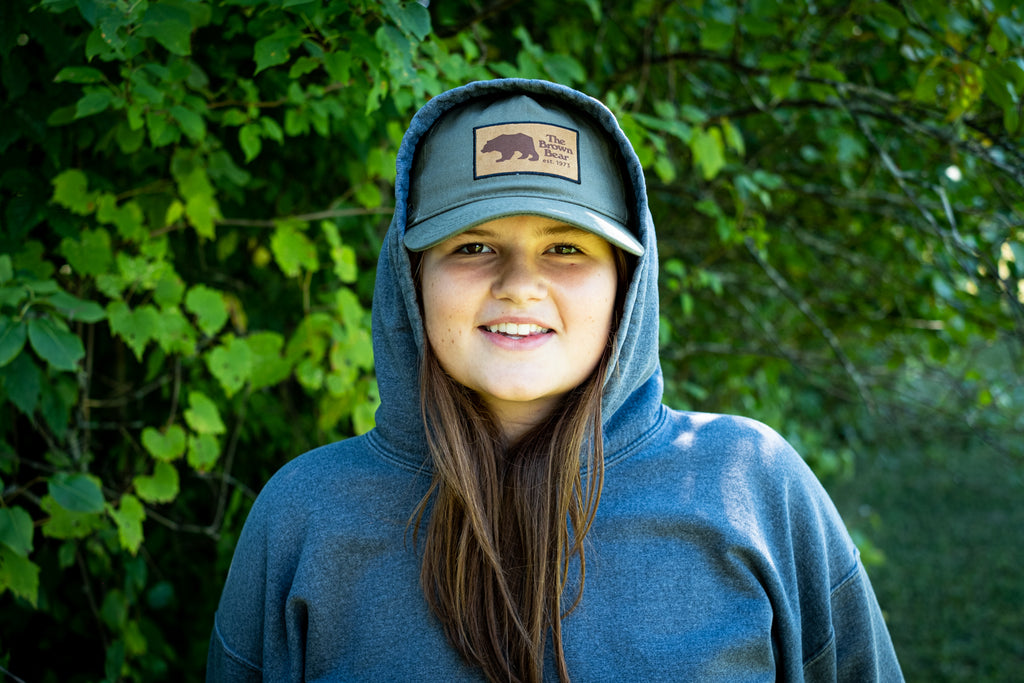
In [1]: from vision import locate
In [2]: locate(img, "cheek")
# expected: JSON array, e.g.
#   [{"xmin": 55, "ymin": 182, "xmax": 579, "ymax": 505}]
[
  {"xmin": 592, "ymin": 273, "xmax": 618, "ymax": 332},
  {"xmin": 421, "ymin": 277, "xmax": 460, "ymax": 347}
]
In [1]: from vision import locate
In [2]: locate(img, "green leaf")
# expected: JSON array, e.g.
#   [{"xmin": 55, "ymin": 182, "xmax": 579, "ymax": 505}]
[
  {"xmin": 154, "ymin": 273, "xmax": 186, "ymax": 307},
  {"xmin": 75, "ymin": 88, "xmax": 116, "ymax": 119},
  {"xmin": 117, "ymin": 120, "xmax": 146, "ymax": 152},
  {"xmin": 0, "ymin": 255, "xmax": 12, "ymax": 284},
  {"xmin": 868, "ymin": 2, "xmax": 908, "ymax": 30},
  {"xmin": 700, "ymin": 19, "xmax": 735, "ymax": 51},
  {"xmin": 44, "ymin": 290, "xmax": 106, "ymax": 323},
  {"xmin": 722, "ymin": 119, "xmax": 745, "ymax": 156},
  {"xmin": 206, "ymin": 335, "xmax": 252, "ymax": 397},
  {"xmin": 690, "ymin": 127, "xmax": 726, "ymax": 180},
  {"xmin": 170, "ymin": 105, "xmax": 205, "ymax": 140},
  {"xmin": 184, "ymin": 284, "xmax": 228, "ymax": 337},
  {"xmin": 0, "ymin": 287, "xmax": 25, "ymax": 310},
  {"xmin": 60, "ymin": 228, "xmax": 113, "ymax": 275},
  {"xmin": 147, "ymin": 580, "xmax": 175, "ymax": 609},
  {"xmin": 49, "ymin": 472, "xmax": 105, "ymax": 514},
  {"xmin": 335, "ymin": 244, "xmax": 357, "ymax": 283},
  {"xmin": 0, "ymin": 287, "xmax": 23, "ymax": 309},
  {"xmin": 141, "ymin": 425, "xmax": 187, "ymax": 462},
  {"xmin": 323, "ymin": 51, "xmax": 351, "ymax": 83},
  {"xmin": 296, "ymin": 356, "xmax": 324, "ymax": 390},
  {"xmin": 54, "ymin": 66, "xmax": 106, "ymax": 84},
  {"xmin": 542, "ymin": 54, "xmax": 585, "ymax": 86},
  {"xmin": 653, "ymin": 155, "xmax": 676, "ymax": 183},
  {"xmin": 100, "ymin": 588, "xmax": 129, "ymax": 630},
  {"xmin": 769, "ymin": 71, "xmax": 796, "ymax": 100},
  {"xmin": 354, "ymin": 182, "xmax": 382, "ymax": 210},
  {"xmin": 95, "ymin": 193, "xmax": 147, "ymax": 241},
  {"xmin": 133, "ymin": 461, "xmax": 180, "ymax": 503},
  {"xmin": 289, "ymin": 56, "xmax": 320, "ymax": 79},
  {"xmin": 175, "ymin": 164, "xmax": 220, "ymax": 238},
  {"xmin": 1, "ymin": 353, "xmax": 41, "ymax": 416},
  {"xmin": 208, "ymin": 149, "xmax": 252, "ymax": 188},
  {"xmin": 40, "ymin": 375, "xmax": 75, "ymax": 440},
  {"xmin": 254, "ymin": 26, "xmax": 303, "ymax": 74},
  {"xmin": 154, "ymin": 306, "xmax": 198, "ymax": 355},
  {"xmin": 384, "ymin": 0, "xmax": 432, "ymax": 41},
  {"xmin": 107, "ymin": 494, "xmax": 145, "ymax": 555},
  {"xmin": 107, "ymin": 301, "xmax": 161, "ymax": 360},
  {"xmin": 0, "ymin": 317, "xmax": 28, "ymax": 367},
  {"xmin": 248, "ymin": 331, "xmax": 292, "ymax": 390},
  {"xmin": 0, "ymin": 546, "xmax": 40, "ymax": 607},
  {"xmin": 40, "ymin": 495, "xmax": 106, "ymax": 539},
  {"xmin": 261, "ymin": 116, "xmax": 284, "ymax": 144},
  {"xmin": 183, "ymin": 390, "xmax": 226, "ymax": 434},
  {"xmin": 28, "ymin": 316, "xmax": 85, "ymax": 371},
  {"xmin": 187, "ymin": 432, "xmax": 220, "ymax": 471},
  {"xmin": 239, "ymin": 123, "xmax": 262, "ymax": 162},
  {"xmin": 137, "ymin": 3, "xmax": 193, "ymax": 56},
  {"xmin": 0, "ymin": 506, "xmax": 34, "ymax": 557},
  {"xmin": 51, "ymin": 169, "xmax": 97, "ymax": 215},
  {"xmin": 270, "ymin": 222, "xmax": 319, "ymax": 277},
  {"xmin": 147, "ymin": 110, "xmax": 179, "ymax": 147}
]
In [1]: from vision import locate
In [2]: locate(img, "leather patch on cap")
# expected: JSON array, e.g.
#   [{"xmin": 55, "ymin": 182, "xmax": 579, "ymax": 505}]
[{"xmin": 474, "ymin": 122, "xmax": 580, "ymax": 183}]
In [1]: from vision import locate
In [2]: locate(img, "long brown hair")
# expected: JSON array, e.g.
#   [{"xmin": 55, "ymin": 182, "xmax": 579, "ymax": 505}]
[{"xmin": 411, "ymin": 248, "xmax": 630, "ymax": 683}]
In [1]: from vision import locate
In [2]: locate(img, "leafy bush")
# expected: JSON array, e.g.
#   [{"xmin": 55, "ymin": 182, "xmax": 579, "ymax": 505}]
[{"xmin": 1, "ymin": 0, "xmax": 1022, "ymax": 680}]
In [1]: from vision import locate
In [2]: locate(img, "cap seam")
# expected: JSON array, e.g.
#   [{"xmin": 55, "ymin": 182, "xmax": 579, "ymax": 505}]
[{"xmin": 409, "ymin": 194, "xmax": 629, "ymax": 228}]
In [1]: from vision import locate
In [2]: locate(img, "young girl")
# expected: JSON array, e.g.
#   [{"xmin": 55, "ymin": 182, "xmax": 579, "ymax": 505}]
[{"xmin": 207, "ymin": 79, "xmax": 903, "ymax": 682}]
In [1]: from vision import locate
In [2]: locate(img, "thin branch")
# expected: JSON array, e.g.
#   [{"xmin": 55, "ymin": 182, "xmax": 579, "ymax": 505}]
[
  {"xmin": 83, "ymin": 374, "xmax": 173, "ymax": 409},
  {"xmin": 206, "ymin": 388, "xmax": 252, "ymax": 538},
  {"xmin": 215, "ymin": 206, "xmax": 395, "ymax": 229},
  {"xmin": 76, "ymin": 548, "xmax": 109, "ymax": 652},
  {"xmin": 432, "ymin": 0, "xmax": 524, "ymax": 38},
  {"xmin": 745, "ymin": 237, "xmax": 876, "ymax": 412},
  {"xmin": 0, "ymin": 665, "xmax": 28, "ymax": 683},
  {"xmin": 143, "ymin": 505, "xmax": 218, "ymax": 537},
  {"xmin": 166, "ymin": 357, "xmax": 181, "ymax": 429},
  {"xmin": 207, "ymin": 83, "xmax": 344, "ymax": 110}
]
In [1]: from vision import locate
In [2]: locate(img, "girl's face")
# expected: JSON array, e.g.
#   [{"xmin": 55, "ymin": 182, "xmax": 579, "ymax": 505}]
[{"xmin": 421, "ymin": 215, "xmax": 618, "ymax": 439}]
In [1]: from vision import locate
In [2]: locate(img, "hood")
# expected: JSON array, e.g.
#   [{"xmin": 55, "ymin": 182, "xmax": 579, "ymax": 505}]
[{"xmin": 371, "ymin": 79, "xmax": 664, "ymax": 468}]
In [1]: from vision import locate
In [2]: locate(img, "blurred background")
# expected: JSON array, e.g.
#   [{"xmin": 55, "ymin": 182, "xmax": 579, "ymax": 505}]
[{"xmin": 1, "ymin": 0, "xmax": 1021, "ymax": 680}]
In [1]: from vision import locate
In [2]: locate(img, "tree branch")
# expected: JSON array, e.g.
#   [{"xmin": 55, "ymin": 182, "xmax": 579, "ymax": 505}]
[
  {"xmin": 215, "ymin": 206, "xmax": 395, "ymax": 228},
  {"xmin": 745, "ymin": 237, "xmax": 876, "ymax": 411}
]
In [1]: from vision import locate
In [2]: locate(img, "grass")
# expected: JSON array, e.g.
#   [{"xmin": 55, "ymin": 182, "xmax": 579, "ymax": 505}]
[{"xmin": 827, "ymin": 433, "xmax": 1024, "ymax": 682}]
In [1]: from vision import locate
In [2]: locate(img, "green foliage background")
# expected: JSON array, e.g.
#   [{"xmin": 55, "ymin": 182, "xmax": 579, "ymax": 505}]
[{"xmin": 0, "ymin": 0, "xmax": 1021, "ymax": 679}]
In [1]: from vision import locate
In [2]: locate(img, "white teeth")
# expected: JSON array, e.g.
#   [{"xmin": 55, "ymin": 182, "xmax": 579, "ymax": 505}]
[{"xmin": 486, "ymin": 323, "xmax": 550, "ymax": 336}]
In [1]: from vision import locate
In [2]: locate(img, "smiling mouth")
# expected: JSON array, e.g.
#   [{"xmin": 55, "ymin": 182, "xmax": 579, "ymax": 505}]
[{"xmin": 483, "ymin": 322, "xmax": 552, "ymax": 339}]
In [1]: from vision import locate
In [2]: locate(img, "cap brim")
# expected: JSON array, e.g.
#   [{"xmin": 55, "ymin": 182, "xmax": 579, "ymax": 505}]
[{"xmin": 403, "ymin": 196, "xmax": 644, "ymax": 256}]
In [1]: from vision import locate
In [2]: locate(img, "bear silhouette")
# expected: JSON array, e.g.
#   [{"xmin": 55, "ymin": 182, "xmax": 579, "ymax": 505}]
[{"xmin": 480, "ymin": 133, "xmax": 539, "ymax": 162}]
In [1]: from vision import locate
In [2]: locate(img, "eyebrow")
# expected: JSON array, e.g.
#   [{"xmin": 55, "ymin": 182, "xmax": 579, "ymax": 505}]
[{"xmin": 459, "ymin": 223, "xmax": 592, "ymax": 239}]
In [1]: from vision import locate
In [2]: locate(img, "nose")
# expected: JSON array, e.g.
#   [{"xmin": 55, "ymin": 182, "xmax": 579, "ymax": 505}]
[{"xmin": 491, "ymin": 251, "xmax": 547, "ymax": 303}]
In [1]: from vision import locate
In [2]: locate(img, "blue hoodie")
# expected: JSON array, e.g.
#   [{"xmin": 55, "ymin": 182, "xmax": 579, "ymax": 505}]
[{"xmin": 207, "ymin": 79, "xmax": 903, "ymax": 682}]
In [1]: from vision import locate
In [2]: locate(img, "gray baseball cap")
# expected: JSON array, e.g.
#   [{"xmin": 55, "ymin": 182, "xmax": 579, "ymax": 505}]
[{"xmin": 403, "ymin": 93, "xmax": 643, "ymax": 256}]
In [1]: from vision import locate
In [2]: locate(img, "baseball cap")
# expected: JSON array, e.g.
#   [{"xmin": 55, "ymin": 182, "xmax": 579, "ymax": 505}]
[{"xmin": 403, "ymin": 93, "xmax": 644, "ymax": 256}]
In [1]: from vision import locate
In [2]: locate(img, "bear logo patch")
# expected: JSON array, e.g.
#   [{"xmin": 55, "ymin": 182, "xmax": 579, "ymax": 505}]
[
  {"xmin": 474, "ymin": 122, "xmax": 580, "ymax": 183},
  {"xmin": 480, "ymin": 133, "xmax": 539, "ymax": 162}
]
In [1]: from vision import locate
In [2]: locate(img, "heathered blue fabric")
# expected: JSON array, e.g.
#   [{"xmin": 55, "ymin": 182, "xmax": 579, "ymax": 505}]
[{"xmin": 207, "ymin": 79, "xmax": 903, "ymax": 682}]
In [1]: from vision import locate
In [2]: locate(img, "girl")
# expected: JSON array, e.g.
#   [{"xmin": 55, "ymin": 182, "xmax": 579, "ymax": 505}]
[{"xmin": 207, "ymin": 79, "xmax": 903, "ymax": 682}]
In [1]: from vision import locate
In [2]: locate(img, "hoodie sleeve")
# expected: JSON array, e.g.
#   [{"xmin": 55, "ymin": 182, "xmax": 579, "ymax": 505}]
[
  {"xmin": 763, "ymin": 426, "xmax": 903, "ymax": 682},
  {"xmin": 207, "ymin": 619, "xmax": 263, "ymax": 682},
  {"xmin": 802, "ymin": 558, "xmax": 904, "ymax": 681},
  {"xmin": 689, "ymin": 413, "xmax": 904, "ymax": 682},
  {"xmin": 206, "ymin": 489, "xmax": 270, "ymax": 682}
]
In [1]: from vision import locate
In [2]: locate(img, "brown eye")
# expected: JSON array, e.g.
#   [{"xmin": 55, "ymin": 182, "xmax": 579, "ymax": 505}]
[
  {"xmin": 455, "ymin": 243, "xmax": 493, "ymax": 254},
  {"xmin": 548, "ymin": 244, "xmax": 582, "ymax": 255}
]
